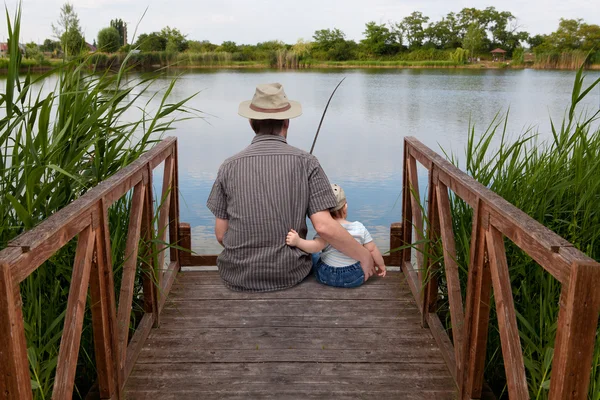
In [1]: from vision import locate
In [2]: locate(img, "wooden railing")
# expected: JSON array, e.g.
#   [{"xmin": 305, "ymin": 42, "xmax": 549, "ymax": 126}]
[
  {"xmin": 0, "ymin": 137, "xmax": 181, "ymax": 399},
  {"xmin": 401, "ymin": 137, "xmax": 600, "ymax": 400}
]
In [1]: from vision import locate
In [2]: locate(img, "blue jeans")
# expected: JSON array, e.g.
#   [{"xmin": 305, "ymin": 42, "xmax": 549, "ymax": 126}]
[{"xmin": 311, "ymin": 253, "xmax": 365, "ymax": 288}]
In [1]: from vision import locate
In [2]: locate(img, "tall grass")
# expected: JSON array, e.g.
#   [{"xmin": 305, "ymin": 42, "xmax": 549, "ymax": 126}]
[
  {"xmin": 437, "ymin": 62, "xmax": 600, "ymax": 398},
  {"xmin": 532, "ymin": 50, "xmax": 598, "ymax": 69},
  {"xmin": 0, "ymin": 5, "xmax": 195, "ymax": 398}
]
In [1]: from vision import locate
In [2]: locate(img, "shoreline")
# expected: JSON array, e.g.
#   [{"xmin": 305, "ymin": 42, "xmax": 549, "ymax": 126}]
[{"xmin": 1, "ymin": 61, "xmax": 599, "ymax": 75}]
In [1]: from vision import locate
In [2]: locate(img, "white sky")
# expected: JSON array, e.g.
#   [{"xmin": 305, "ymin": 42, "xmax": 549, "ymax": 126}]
[{"xmin": 4, "ymin": 0, "xmax": 600, "ymax": 45}]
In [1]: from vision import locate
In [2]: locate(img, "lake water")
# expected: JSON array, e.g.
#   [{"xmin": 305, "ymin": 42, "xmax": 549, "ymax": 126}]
[
  {"xmin": 158, "ymin": 68, "xmax": 599, "ymax": 254},
  {"xmin": 4, "ymin": 68, "xmax": 600, "ymax": 253}
]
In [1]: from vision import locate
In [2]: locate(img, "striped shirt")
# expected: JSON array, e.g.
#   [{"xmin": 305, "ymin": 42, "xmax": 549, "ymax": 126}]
[
  {"xmin": 316, "ymin": 222, "xmax": 373, "ymax": 267},
  {"xmin": 207, "ymin": 134, "xmax": 337, "ymax": 291}
]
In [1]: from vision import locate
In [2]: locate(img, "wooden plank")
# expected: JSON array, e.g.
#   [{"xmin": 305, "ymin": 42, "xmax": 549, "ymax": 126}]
[
  {"xmin": 549, "ymin": 261, "xmax": 600, "ymax": 400},
  {"xmin": 402, "ymin": 261, "xmax": 421, "ymax": 306},
  {"xmin": 427, "ymin": 312, "xmax": 458, "ymax": 384},
  {"xmin": 125, "ymin": 389, "xmax": 456, "ymax": 400},
  {"xmin": 136, "ymin": 346, "xmax": 446, "ymax": 364},
  {"xmin": 123, "ymin": 313, "xmax": 154, "ymax": 387},
  {"xmin": 485, "ymin": 226, "xmax": 529, "ymax": 400},
  {"xmin": 52, "ymin": 225, "xmax": 96, "ymax": 399},
  {"xmin": 89, "ymin": 227, "xmax": 118, "ymax": 399},
  {"xmin": 436, "ymin": 182, "xmax": 465, "ymax": 370},
  {"xmin": 142, "ymin": 326, "xmax": 434, "ymax": 349},
  {"xmin": 0, "ymin": 263, "xmax": 32, "ymax": 400},
  {"xmin": 157, "ymin": 155, "xmax": 174, "ymax": 282},
  {"xmin": 116, "ymin": 182, "xmax": 146, "ymax": 375},
  {"xmin": 460, "ymin": 200, "xmax": 493, "ymax": 399},
  {"xmin": 127, "ymin": 363, "xmax": 453, "ymax": 390}
]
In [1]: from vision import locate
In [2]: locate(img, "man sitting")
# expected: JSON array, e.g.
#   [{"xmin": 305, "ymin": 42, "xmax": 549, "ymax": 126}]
[{"xmin": 207, "ymin": 83, "xmax": 375, "ymax": 291}]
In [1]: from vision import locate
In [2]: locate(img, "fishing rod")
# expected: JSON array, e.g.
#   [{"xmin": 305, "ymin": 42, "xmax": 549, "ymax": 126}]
[{"xmin": 309, "ymin": 77, "xmax": 346, "ymax": 154}]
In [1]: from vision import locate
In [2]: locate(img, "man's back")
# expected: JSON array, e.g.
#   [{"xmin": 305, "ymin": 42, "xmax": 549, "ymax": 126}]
[{"xmin": 207, "ymin": 134, "xmax": 336, "ymax": 291}]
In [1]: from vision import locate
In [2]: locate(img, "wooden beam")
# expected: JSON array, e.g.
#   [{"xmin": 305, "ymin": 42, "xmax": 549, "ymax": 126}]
[
  {"xmin": 157, "ymin": 155, "xmax": 174, "ymax": 283},
  {"xmin": 549, "ymin": 261, "xmax": 600, "ymax": 400},
  {"xmin": 422, "ymin": 167, "xmax": 440, "ymax": 327},
  {"xmin": 459, "ymin": 200, "xmax": 492, "ymax": 399},
  {"xmin": 52, "ymin": 225, "xmax": 96, "ymax": 399},
  {"xmin": 388, "ymin": 222, "xmax": 403, "ymax": 267},
  {"xmin": 485, "ymin": 226, "xmax": 529, "ymax": 399},
  {"xmin": 0, "ymin": 263, "xmax": 32, "ymax": 400},
  {"xmin": 141, "ymin": 165, "xmax": 159, "ymax": 328},
  {"xmin": 436, "ymin": 182, "xmax": 465, "ymax": 374},
  {"xmin": 178, "ymin": 223, "xmax": 192, "ymax": 266},
  {"xmin": 116, "ymin": 182, "xmax": 146, "ymax": 375}
]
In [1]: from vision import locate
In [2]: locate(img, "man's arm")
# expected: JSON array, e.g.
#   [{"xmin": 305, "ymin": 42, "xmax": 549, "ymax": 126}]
[
  {"xmin": 310, "ymin": 211, "xmax": 376, "ymax": 281},
  {"xmin": 215, "ymin": 218, "xmax": 229, "ymax": 246}
]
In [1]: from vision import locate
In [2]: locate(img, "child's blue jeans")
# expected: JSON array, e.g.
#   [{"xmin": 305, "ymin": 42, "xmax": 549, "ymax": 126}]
[{"xmin": 311, "ymin": 253, "xmax": 365, "ymax": 288}]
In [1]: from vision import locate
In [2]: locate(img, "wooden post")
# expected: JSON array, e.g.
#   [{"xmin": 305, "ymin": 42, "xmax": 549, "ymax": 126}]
[
  {"xmin": 549, "ymin": 261, "xmax": 600, "ymax": 400},
  {"xmin": 401, "ymin": 142, "xmax": 413, "ymax": 270},
  {"xmin": 0, "ymin": 263, "xmax": 32, "ymax": 400},
  {"xmin": 421, "ymin": 167, "xmax": 440, "ymax": 327},
  {"xmin": 52, "ymin": 225, "xmax": 96, "ymax": 399},
  {"xmin": 178, "ymin": 223, "xmax": 192, "ymax": 267},
  {"xmin": 142, "ymin": 165, "xmax": 159, "ymax": 328},
  {"xmin": 459, "ymin": 200, "xmax": 492, "ymax": 400}
]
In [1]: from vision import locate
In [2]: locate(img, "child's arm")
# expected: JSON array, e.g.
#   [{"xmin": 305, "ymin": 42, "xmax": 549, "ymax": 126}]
[
  {"xmin": 364, "ymin": 241, "xmax": 387, "ymax": 277},
  {"xmin": 286, "ymin": 229, "xmax": 328, "ymax": 253}
]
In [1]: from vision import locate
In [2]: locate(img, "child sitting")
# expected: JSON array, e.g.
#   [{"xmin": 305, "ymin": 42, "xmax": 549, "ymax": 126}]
[{"xmin": 286, "ymin": 184, "xmax": 386, "ymax": 288}]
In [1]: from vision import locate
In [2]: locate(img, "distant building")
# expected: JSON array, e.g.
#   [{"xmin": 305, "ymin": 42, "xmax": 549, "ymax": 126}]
[
  {"xmin": 491, "ymin": 48, "xmax": 507, "ymax": 62},
  {"xmin": 0, "ymin": 42, "xmax": 26, "ymax": 57},
  {"xmin": 86, "ymin": 42, "xmax": 97, "ymax": 52}
]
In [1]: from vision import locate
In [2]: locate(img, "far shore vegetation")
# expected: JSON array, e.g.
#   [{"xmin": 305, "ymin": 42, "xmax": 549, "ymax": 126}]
[{"xmin": 3, "ymin": 3, "xmax": 600, "ymax": 73}]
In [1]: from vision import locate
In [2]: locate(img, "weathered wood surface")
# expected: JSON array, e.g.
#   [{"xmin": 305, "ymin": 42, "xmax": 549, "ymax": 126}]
[{"xmin": 125, "ymin": 271, "xmax": 457, "ymax": 399}]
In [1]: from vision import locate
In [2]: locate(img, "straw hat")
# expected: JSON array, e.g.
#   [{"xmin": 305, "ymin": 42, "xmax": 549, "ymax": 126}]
[{"xmin": 238, "ymin": 83, "xmax": 302, "ymax": 120}]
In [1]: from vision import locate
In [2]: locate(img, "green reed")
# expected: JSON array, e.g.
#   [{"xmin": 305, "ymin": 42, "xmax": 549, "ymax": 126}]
[
  {"xmin": 437, "ymin": 61, "xmax": 600, "ymax": 398},
  {"xmin": 0, "ymin": 5, "xmax": 196, "ymax": 398}
]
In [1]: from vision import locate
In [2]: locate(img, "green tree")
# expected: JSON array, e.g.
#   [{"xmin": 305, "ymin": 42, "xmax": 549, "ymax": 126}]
[
  {"xmin": 40, "ymin": 39, "xmax": 61, "ymax": 53},
  {"xmin": 218, "ymin": 41, "xmax": 238, "ymax": 53},
  {"xmin": 52, "ymin": 2, "xmax": 84, "ymax": 56},
  {"xmin": 24, "ymin": 42, "xmax": 40, "ymax": 59},
  {"xmin": 187, "ymin": 40, "xmax": 217, "ymax": 52},
  {"xmin": 361, "ymin": 22, "xmax": 398, "ymax": 56},
  {"xmin": 97, "ymin": 27, "xmax": 120, "ymax": 52},
  {"xmin": 462, "ymin": 23, "xmax": 486, "ymax": 58},
  {"xmin": 399, "ymin": 12, "xmax": 430, "ymax": 49},
  {"xmin": 312, "ymin": 28, "xmax": 346, "ymax": 52},
  {"xmin": 160, "ymin": 26, "xmax": 187, "ymax": 52},
  {"xmin": 579, "ymin": 23, "xmax": 600, "ymax": 51},
  {"xmin": 110, "ymin": 18, "xmax": 126, "ymax": 46},
  {"xmin": 134, "ymin": 32, "xmax": 167, "ymax": 51}
]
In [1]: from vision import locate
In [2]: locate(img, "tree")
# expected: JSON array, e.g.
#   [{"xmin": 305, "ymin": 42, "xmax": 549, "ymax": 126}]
[
  {"xmin": 97, "ymin": 27, "xmax": 121, "ymax": 52},
  {"xmin": 25, "ymin": 42, "xmax": 41, "ymax": 59},
  {"xmin": 160, "ymin": 26, "xmax": 187, "ymax": 52},
  {"xmin": 361, "ymin": 22, "xmax": 398, "ymax": 56},
  {"xmin": 579, "ymin": 23, "xmax": 600, "ymax": 51},
  {"xmin": 462, "ymin": 23, "xmax": 486, "ymax": 58},
  {"xmin": 187, "ymin": 40, "xmax": 217, "ymax": 52},
  {"xmin": 399, "ymin": 12, "xmax": 430, "ymax": 49},
  {"xmin": 312, "ymin": 28, "xmax": 346, "ymax": 52},
  {"xmin": 218, "ymin": 41, "xmax": 238, "ymax": 53},
  {"xmin": 40, "ymin": 39, "xmax": 61, "ymax": 53},
  {"xmin": 134, "ymin": 32, "xmax": 167, "ymax": 51},
  {"xmin": 110, "ymin": 18, "xmax": 126, "ymax": 46},
  {"xmin": 527, "ymin": 34, "xmax": 546, "ymax": 50},
  {"xmin": 52, "ymin": 2, "xmax": 84, "ymax": 56}
]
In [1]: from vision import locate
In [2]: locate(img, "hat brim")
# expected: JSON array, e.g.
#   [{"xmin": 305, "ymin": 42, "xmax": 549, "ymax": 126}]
[{"xmin": 238, "ymin": 100, "xmax": 302, "ymax": 120}]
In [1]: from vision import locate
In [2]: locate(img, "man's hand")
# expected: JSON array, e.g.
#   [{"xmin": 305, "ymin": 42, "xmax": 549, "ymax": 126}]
[
  {"xmin": 286, "ymin": 229, "xmax": 300, "ymax": 247},
  {"xmin": 359, "ymin": 254, "xmax": 376, "ymax": 282}
]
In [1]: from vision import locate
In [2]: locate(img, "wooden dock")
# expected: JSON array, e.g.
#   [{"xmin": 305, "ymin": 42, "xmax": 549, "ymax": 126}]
[
  {"xmin": 1, "ymin": 136, "xmax": 599, "ymax": 400},
  {"xmin": 125, "ymin": 271, "xmax": 457, "ymax": 399}
]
